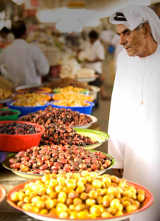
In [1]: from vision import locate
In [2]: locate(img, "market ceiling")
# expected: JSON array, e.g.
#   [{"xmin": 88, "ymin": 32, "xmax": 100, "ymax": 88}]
[{"xmin": 4, "ymin": 0, "xmax": 160, "ymax": 33}]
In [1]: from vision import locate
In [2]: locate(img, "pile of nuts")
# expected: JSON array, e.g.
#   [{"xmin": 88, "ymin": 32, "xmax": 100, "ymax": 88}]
[
  {"xmin": 40, "ymin": 123, "xmax": 97, "ymax": 146},
  {"xmin": 9, "ymin": 145, "xmax": 112, "ymax": 174},
  {"xmin": 20, "ymin": 106, "xmax": 92, "ymax": 128},
  {"xmin": 10, "ymin": 172, "xmax": 146, "ymax": 219}
]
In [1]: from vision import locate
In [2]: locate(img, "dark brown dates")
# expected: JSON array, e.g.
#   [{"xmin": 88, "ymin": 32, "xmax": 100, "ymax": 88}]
[
  {"xmin": 20, "ymin": 106, "xmax": 92, "ymax": 127},
  {"xmin": 40, "ymin": 123, "xmax": 97, "ymax": 146},
  {"xmin": 0, "ymin": 122, "xmax": 36, "ymax": 135},
  {"xmin": 0, "ymin": 110, "xmax": 15, "ymax": 116}
]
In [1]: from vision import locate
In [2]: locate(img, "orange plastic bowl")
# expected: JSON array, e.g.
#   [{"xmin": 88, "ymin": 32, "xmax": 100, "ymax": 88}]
[
  {"xmin": 0, "ymin": 121, "xmax": 44, "ymax": 152},
  {"xmin": 7, "ymin": 179, "xmax": 153, "ymax": 221}
]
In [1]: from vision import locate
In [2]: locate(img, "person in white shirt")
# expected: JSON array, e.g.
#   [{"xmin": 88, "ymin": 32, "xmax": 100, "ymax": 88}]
[
  {"xmin": 0, "ymin": 21, "xmax": 49, "ymax": 87},
  {"xmin": 108, "ymin": 5, "xmax": 160, "ymax": 221},
  {"xmin": 78, "ymin": 30, "xmax": 107, "ymax": 99},
  {"xmin": 79, "ymin": 30, "xmax": 104, "ymax": 75},
  {"xmin": 0, "ymin": 27, "xmax": 14, "ymax": 43}
]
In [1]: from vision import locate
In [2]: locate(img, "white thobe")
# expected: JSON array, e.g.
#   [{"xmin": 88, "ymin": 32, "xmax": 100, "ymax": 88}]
[
  {"xmin": 0, "ymin": 39, "xmax": 49, "ymax": 86},
  {"xmin": 108, "ymin": 46, "xmax": 160, "ymax": 221}
]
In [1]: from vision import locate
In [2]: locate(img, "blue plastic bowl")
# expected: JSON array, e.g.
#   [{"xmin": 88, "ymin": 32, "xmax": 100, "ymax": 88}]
[
  {"xmin": 50, "ymin": 102, "xmax": 94, "ymax": 114},
  {"xmin": 7, "ymin": 101, "xmax": 49, "ymax": 116}
]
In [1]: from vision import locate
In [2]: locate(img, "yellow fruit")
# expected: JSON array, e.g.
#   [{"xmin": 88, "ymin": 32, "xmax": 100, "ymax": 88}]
[
  {"xmin": 89, "ymin": 205, "xmax": 102, "ymax": 217},
  {"xmin": 58, "ymin": 192, "xmax": 67, "ymax": 203},
  {"xmin": 86, "ymin": 198, "xmax": 96, "ymax": 206}
]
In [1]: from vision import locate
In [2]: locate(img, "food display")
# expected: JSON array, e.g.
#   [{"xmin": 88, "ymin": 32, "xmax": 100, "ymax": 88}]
[
  {"xmin": 0, "ymin": 26, "xmax": 154, "ymax": 221},
  {"xmin": 19, "ymin": 106, "xmax": 93, "ymax": 128},
  {"xmin": 53, "ymin": 100, "xmax": 90, "ymax": 107},
  {"xmin": 0, "ymin": 121, "xmax": 44, "ymax": 152},
  {"xmin": 0, "ymin": 108, "xmax": 20, "ymax": 121},
  {"xmin": 52, "ymin": 101, "xmax": 95, "ymax": 115},
  {"xmin": 6, "ymin": 145, "xmax": 113, "ymax": 175},
  {"xmin": 0, "ymin": 110, "xmax": 16, "ymax": 117},
  {"xmin": 16, "ymin": 86, "xmax": 52, "ymax": 94},
  {"xmin": 40, "ymin": 123, "xmax": 97, "ymax": 147},
  {"xmin": 46, "ymin": 78, "xmax": 91, "ymax": 90},
  {"xmin": 0, "ymin": 88, "xmax": 12, "ymax": 101},
  {"xmin": 53, "ymin": 92, "xmax": 93, "ymax": 107},
  {"xmin": 75, "ymin": 68, "xmax": 96, "ymax": 81},
  {"xmin": 53, "ymin": 86, "xmax": 88, "ymax": 94},
  {"xmin": 7, "ymin": 172, "xmax": 153, "ymax": 220},
  {"xmin": 0, "ymin": 122, "xmax": 38, "ymax": 135},
  {"xmin": 13, "ymin": 93, "xmax": 51, "ymax": 106}
]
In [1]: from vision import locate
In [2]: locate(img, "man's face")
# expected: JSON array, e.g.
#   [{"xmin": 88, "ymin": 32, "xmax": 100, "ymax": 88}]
[{"xmin": 116, "ymin": 24, "xmax": 146, "ymax": 57}]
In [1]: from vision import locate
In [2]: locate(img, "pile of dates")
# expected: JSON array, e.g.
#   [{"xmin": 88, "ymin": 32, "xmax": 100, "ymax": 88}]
[
  {"xmin": 20, "ymin": 106, "xmax": 92, "ymax": 127},
  {"xmin": 0, "ymin": 122, "xmax": 37, "ymax": 135},
  {"xmin": 9, "ymin": 145, "xmax": 112, "ymax": 174},
  {"xmin": 40, "ymin": 123, "xmax": 96, "ymax": 146}
]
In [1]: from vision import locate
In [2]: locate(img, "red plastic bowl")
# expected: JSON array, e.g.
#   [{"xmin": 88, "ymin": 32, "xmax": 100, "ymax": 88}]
[{"xmin": 0, "ymin": 121, "xmax": 44, "ymax": 152}]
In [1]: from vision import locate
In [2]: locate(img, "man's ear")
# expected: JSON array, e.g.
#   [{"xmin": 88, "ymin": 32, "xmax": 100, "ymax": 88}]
[{"xmin": 143, "ymin": 23, "xmax": 151, "ymax": 35}]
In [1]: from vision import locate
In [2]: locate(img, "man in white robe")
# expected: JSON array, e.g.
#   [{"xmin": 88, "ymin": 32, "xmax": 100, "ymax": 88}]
[
  {"xmin": 108, "ymin": 5, "xmax": 160, "ymax": 221},
  {"xmin": 0, "ymin": 21, "xmax": 49, "ymax": 87}
]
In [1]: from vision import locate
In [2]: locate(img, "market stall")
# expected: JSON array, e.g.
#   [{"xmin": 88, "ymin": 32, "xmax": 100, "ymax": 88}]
[
  {"xmin": 0, "ymin": 0, "xmax": 157, "ymax": 221},
  {"xmin": 0, "ymin": 81, "xmax": 154, "ymax": 221}
]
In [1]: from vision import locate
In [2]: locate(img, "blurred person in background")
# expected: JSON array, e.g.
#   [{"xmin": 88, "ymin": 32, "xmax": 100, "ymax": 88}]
[
  {"xmin": 0, "ymin": 27, "xmax": 11, "ymax": 42},
  {"xmin": 0, "ymin": 20, "xmax": 49, "ymax": 86},
  {"xmin": 108, "ymin": 5, "xmax": 160, "ymax": 221},
  {"xmin": 78, "ymin": 30, "xmax": 107, "ymax": 99},
  {"xmin": 0, "ymin": 27, "xmax": 14, "ymax": 47}
]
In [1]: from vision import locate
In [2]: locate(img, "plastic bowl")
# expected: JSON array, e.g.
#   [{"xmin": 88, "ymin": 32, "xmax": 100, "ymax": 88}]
[
  {"xmin": 0, "ymin": 121, "xmax": 44, "ymax": 152},
  {"xmin": 7, "ymin": 101, "xmax": 49, "ymax": 116},
  {"xmin": 0, "ymin": 108, "xmax": 21, "ymax": 121},
  {"xmin": 50, "ymin": 102, "xmax": 95, "ymax": 114}
]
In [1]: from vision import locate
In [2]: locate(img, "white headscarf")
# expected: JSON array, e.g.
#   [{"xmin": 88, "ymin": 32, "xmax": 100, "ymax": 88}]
[{"xmin": 109, "ymin": 5, "xmax": 160, "ymax": 44}]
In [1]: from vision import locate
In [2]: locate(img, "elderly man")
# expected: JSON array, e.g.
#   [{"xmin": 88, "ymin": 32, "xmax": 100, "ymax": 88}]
[{"xmin": 108, "ymin": 5, "xmax": 160, "ymax": 221}]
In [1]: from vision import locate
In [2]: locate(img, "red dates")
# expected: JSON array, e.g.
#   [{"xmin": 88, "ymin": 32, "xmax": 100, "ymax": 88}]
[{"xmin": 9, "ymin": 145, "xmax": 112, "ymax": 174}]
